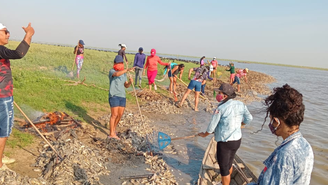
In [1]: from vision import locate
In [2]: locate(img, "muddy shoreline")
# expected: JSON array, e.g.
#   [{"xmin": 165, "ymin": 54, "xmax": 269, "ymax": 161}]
[{"xmin": 3, "ymin": 70, "xmax": 275, "ymax": 185}]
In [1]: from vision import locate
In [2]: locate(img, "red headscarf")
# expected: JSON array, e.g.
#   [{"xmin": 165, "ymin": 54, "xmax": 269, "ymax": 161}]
[{"xmin": 150, "ymin": 49, "xmax": 156, "ymax": 57}]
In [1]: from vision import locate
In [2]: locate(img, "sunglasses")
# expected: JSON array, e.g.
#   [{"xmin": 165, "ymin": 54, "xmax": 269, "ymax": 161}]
[{"xmin": 0, "ymin": 30, "xmax": 10, "ymax": 35}]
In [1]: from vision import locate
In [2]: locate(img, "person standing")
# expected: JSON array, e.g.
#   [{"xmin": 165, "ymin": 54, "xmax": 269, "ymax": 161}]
[
  {"xmin": 73, "ymin": 40, "xmax": 85, "ymax": 79},
  {"xmin": 199, "ymin": 56, "xmax": 206, "ymax": 67},
  {"xmin": 198, "ymin": 83, "xmax": 253, "ymax": 185},
  {"xmin": 108, "ymin": 55, "xmax": 134, "ymax": 140},
  {"xmin": 211, "ymin": 57, "xmax": 218, "ymax": 79},
  {"xmin": 133, "ymin": 47, "xmax": 146, "ymax": 87},
  {"xmin": 226, "ymin": 62, "xmax": 235, "ymax": 85},
  {"xmin": 178, "ymin": 66, "xmax": 209, "ymax": 111},
  {"xmin": 143, "ymin": 49, "xmax": 170, "ymax": 91},
  {"xmin": 248, "ymin": 84, "xmax": 314, "ymax": 185},
  {"xmin": 118, "ymin": 44, "xmax": 128, "ymax": 66},
  {"xmin": 0, "ymin": 22, "xmax": 35, "ymax": 170},
  {"xmin": 233, "ymin": 68, "xmax": 249, "ymax": 92}
]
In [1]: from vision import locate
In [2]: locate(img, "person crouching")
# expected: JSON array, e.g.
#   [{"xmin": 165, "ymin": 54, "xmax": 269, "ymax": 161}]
[{"xmin": 108, "ymin": 55, "xmax": 134, "ymax": 140}]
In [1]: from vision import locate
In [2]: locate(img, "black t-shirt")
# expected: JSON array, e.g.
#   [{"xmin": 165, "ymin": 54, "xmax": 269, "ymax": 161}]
[{"xmin": 74, "ymin": 46, "xmax": 84, "ymax": 55}]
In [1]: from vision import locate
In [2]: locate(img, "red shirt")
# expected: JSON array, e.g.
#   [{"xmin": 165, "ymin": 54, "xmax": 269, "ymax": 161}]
[
  {"xmin": 144, "ymin": 55, "xmax": 169, "ymax": 71},
  {"xmin": 0, "ymin": 40, "xmax": 30, "ymax": 98}
]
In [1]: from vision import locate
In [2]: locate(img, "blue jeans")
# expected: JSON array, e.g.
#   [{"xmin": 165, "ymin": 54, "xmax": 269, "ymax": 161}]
[
  {"xmin": 109, "ymin": 96, "xmax": 126, "ymax": 107},
  {"xmin": 0, "ymin": 96, "xmax": 14, "ymax": 137},
  {"xmin": 201, "ymin": 83, "xmax": 206, "ymax": 94},
  {"xmin": 188, "ymin": 80, "xmax": 202, "ymax": 92}
]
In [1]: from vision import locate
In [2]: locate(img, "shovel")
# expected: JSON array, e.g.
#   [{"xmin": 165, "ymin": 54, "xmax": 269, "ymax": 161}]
[
  {"xmin": 68, "ymin": 41, "xmax": 79, "ymax": 78},
  {"xmin": 158, "ymin": 132, "xmax": 198, "ymax": 150},
  {"xmin": 213, "ymin": 72, "xmax": 223, "ymax": 98}
]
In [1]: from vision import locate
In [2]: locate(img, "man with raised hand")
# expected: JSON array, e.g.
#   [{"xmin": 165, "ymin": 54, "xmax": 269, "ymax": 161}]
[{"xmin": 0, "ymin": 22, "xmax": 35, "ymax": 170}]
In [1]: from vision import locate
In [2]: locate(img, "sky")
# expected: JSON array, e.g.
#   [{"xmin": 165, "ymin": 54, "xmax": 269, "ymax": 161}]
[{"xmin": 1, "ymin": 0, "xmax": 327, "ymax": 68}]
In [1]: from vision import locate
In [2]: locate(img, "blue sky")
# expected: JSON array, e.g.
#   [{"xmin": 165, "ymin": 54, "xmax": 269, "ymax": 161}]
[{"xmin": 1, "ymin": 0, "xmax": 327, "ymax": 68}]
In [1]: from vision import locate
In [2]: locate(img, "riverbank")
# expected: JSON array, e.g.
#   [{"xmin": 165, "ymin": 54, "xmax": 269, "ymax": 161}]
[
  {"xmin": 3, "ymin": 69, "xmax": 275, "ymax": 184},
  {"xmin": 2, "ymin": 41, "xmax": 278, "ymax": 184}
]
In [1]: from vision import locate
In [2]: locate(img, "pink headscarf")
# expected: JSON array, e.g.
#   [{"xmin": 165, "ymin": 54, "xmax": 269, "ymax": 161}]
[{"xmin": 150, "ymin": 49, "xmax": 156, "ymax": 57}]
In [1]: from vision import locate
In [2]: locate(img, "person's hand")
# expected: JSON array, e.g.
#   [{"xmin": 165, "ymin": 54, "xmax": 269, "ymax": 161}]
[
  {"xmin": 129, "ymin": 77, "xmax": 133, "ymax": 83},
  {"xmin": 188, "ymin": 77, "xmax": 191, "ymax": 81},
  {"xmin": 198, "ymin": 132, "xmax": 207, "ymax": 137},
  {"xmin": 22, "ymin": 23, "xmax": 35, "ymax": 36},
  {"xmin": 127, "ymin": 67, "xmax": 135, "ymax": 72}
]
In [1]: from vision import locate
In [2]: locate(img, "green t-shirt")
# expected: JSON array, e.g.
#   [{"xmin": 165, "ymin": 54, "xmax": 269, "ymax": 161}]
[
  {"xmin": 226, "ymin": 66, "xmax": 235, "ymax": 74},
  {"xmin": 108, "ymin": 69, "xmax": 127, "ymax": 98}
]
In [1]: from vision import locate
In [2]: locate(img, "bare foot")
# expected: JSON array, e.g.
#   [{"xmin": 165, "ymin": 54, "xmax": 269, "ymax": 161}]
[
  {"xmin": 108, "ymin": 135, "xmax": 120, "ymax": 140},
  {"xmin": 194, "ymin": 108, "xmax": 199, "ymax": 112}
]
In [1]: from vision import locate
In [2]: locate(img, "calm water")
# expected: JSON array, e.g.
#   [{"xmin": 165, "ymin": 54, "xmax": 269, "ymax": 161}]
[{"xmin": 158, "ymin": 61, "xmax": 328, "ymax": 185}]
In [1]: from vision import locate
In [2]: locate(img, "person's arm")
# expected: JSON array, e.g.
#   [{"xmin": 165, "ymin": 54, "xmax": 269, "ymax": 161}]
[
  {"xmin": 142, "ymin": 55, "xmax": 146, "ymax": 66},
  {"xmin": 0, "ymin": 42, "xmax": 30, "ymax": 60},
  {"xmin": 242, "ymin": 105, "xmax": 253, "ymax": 125},
  {"xmin": 188, "ymin": 68, "xmax": 194, "ymax": 80},
  {"xmin": 133, "ymin": 54, "xmax": 137, "ymax": 67},
  {"xmin": 123, "ymin": 50, "xmax": 128, "ymax": 63},
  {"xmin": 157, "ymin": 58, "xmax": 170, "ymax": 66},
  {"xmin": 143, "ymin": 57, "xmax": 149, "ymax": 75},
  {"xmin": 124, "ymin": 76, "xmax": 133, "ymax": 88},
  {"xmin": 73, "ymin": 46, "xmax": 77, "ymax": 54},
  {"xmin": 22, "ymin": 23, "xmax": 34, "ymax": 46},
  {"xmin": 179, "ymin": 69, "xmax": 184, "ymax": 79},
  {"xmin": 244, "ymin": 75, "xmax": 248, "ymax": 83},
  {"xmin": 201, "ymin": 80, "xmax": 206, "ymax": 85},
  {"xmin": 112, "ymin": 67, "xmax": 135, "ymax": 77}
]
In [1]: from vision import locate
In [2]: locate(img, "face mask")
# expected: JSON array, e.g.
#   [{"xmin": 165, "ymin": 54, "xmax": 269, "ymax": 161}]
[
  {"xmin": 150, "ymin": 49, "xmax": 156, "ymax": 57},
  {"xmin": 216, "ymin": 94, "xmax": 224, "ymax": 102},
  {"xmin": 268, "ymin": 118, "xmax": 280, "ymax": 135},
  {"xmin": 113, "ymin": 63, "xmax": 124, "ymax": 71}
]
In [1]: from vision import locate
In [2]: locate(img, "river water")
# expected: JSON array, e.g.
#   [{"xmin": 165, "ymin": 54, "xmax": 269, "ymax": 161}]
[{"xmin": 157, "ymin": 61, "xmax": 328, "ymax": 185}]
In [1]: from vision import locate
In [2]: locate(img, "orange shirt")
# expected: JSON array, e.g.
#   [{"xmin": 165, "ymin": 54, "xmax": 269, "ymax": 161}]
[{"xmin": 144, "ymin": 56, "xmax": 169, "ymax": 71}]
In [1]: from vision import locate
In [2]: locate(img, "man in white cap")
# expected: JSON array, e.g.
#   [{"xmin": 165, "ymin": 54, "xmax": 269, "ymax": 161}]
[
  {"xmin": 0, "ymin": 22, "xmax": 35, "ymax": 170},
  {"xmin": 118, "ymin": 44, "xmax": 128, "ymax": 66},
  {"xmin": 210, "ymin": 57, "xmax": 218, "ymax": 79}
]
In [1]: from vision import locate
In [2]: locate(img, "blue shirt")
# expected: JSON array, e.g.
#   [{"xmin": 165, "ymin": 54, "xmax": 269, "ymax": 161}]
[
  {"xmin": 248, "ymin": 131, "xmax": 314, "ymax": 185},
  {"xmin": 206, "ymin": 99, "xmax": 253, "ymax": 142},
  {"xmin": 108, "ymin": 69, "xmax": 127, "ymax": 98},
  {"xmin": 133, "ymin": 53, "xmax": 146, "ymax": 68}
]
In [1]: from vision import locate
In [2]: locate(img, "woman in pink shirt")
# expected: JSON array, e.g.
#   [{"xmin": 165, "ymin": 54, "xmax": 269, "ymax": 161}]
[{"xmin": 143, "ymin": 49, "xmax": 170, "ymax": 90}]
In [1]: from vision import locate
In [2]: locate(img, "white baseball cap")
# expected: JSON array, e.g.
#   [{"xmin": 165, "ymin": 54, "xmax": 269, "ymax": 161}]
[
  {"xmin": 0, "ymin": 23, "xmax": 6, "ymax": 30},
  {"xmin": 119, "ymin": 43, "xmax": 127, "ymax": 49},
  {"xmin": 213, "ymin": 57, "xmax": 216, "ymax": 59}
]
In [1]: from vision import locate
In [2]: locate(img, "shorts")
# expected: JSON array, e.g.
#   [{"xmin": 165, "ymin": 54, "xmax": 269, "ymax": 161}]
[
  {"xmin": 233, "ymin": 76, "xmax": 240, "ymax": 84},
  {"xmin": 230, "ymin": 73, "xmax": 236, "ymax": 81},
  {"xmin": 216, "ymin": 139, "xmax": 241, "ymax": 176},
  {"xmin": 187, "ymin": 80, "xmax": 202, "ymax": 92},
  {"xmin": 168, "ymin": 70, "xmax": 172, "ymax": 78},
  {"xmin": 109, "ymin": 96, "xmax": 126, "ymax": 107},
  {"xmin": 0, "ymin": 96, "xmax": 14, "ymax": 137}
]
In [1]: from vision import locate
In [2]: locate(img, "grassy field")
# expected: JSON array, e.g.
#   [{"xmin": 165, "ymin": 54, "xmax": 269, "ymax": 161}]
[
  {"xmin": 6, "ymin": 41, "xmax": 232, "ymax": 147},
  {"xmin": 7, "ymin": 41, "xmax": 206, "ymax": 121}
]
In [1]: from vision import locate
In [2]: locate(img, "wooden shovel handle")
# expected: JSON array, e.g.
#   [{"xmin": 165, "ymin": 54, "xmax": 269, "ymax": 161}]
[{"xmin": 171, "ymin": 134, "xmax": 198, "ymax": 141}]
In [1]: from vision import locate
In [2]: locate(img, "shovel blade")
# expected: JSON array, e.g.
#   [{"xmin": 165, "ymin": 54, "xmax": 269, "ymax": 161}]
[{"xmin": 158, "ymin": 132, "xmax": 171, "ymax": 150}]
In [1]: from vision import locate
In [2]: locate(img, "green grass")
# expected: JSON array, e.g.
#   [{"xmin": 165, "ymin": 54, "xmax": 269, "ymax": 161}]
[
  {"xmin": 6, "ymin": 128, "xmax": 35, "ymax": 148},
  {"xmin": 7, "ymin": 41, "xmax": 231, "ymax": 123}
]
